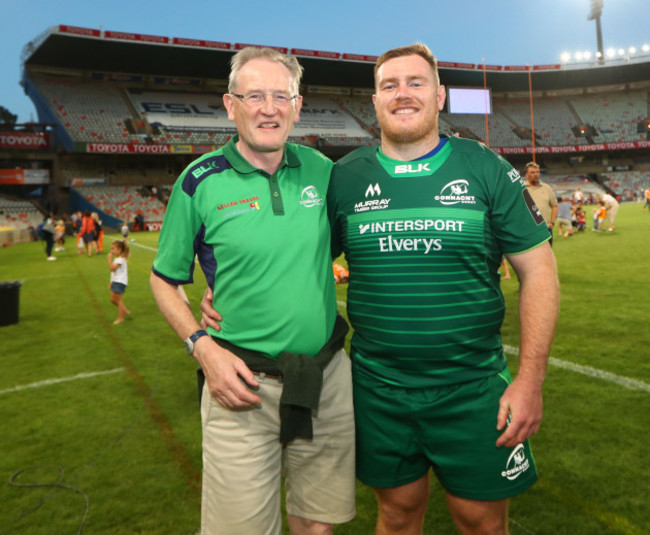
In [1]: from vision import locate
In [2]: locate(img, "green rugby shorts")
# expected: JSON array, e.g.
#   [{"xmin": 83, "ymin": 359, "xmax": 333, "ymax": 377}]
[{"xmin": 353, "ymin": 364, "xmax": 538, "ymax": 500}]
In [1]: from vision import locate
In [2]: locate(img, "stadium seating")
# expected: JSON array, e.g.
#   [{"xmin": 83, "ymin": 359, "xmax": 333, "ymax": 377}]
[
  {"xmin": 602, "ymin": 170, "xmax": 650, "ymax": 199},
  {"xmin": 74, "ymin": 185, "xmax": 168, "ymax": 224},
  {"xmin": 27, "ymin": 73, "xmax": 649, "ymax": 151},
  {"xmin": 32, "ymin": 76, "xmax": 141, "ymax": 144},
  {"xmin": 570, "ymin": 90, "xmax": 648, "ymax": 143},
  {"xmin": 0, "ymin": 198, "xmax": 43, "ymax": 230}
]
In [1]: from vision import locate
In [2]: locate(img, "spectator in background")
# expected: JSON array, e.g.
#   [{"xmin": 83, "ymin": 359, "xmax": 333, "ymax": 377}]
[
  {"xmin": 601, "ymin": 192, "xmax": 619, "ymax": 231},
  {"xmin": 524, "ymin": 162, "xmax": 557, "ymax": 245},
  {"xmin": 643, "ymin": 187, "xmax": 650, "ymax": 211},
  {"xmin": 108, "ymin": 239, "xmax": 131, "ymax": 324},
  {"xmin": 80, "ymin": 210, "xmax": 97, "ymax": 257},
  {"xmin": 500, "ymin": 257, "xmax": 511, "ymax": 279},
  {"xmin": 556, "ymin": 197, "xmax": 574, "ymax": 238},
  {"xmin": 572, "ymin": 204, "xmax": 586, "ymax": 231},
  {"xmin": 74, "ymin": 210, "xmax": 84, "ymax": 255},
  {"xmin": 54, "ymin": 219, "xmax": 66, "ymax": 252},
  {"xmin": 121, "ymin": 220, "xmax": 130, "ymax": 238},
  {"xmin": 572, "ymin": 187, "xmax": 585, "ymax": 206},
  {"xmin": 332, "ymin": 262, "xmax": 349, "ymax": 284},
  {"xmin": 41, "ymin": 216, "xmax": 56, "ymax": 261},
  {"xmin": 592, "ymin": 200, "xmax": 607, "ymax": 231},
  {"xmin": 92, "ymin": 212, "xmax": 104, "ymax": 252}
]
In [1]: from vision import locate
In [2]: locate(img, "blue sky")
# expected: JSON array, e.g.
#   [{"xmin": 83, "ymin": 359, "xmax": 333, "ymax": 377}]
[{"xmin": 1, "ymin": 0, "xmax": 648, "ymax": 123}]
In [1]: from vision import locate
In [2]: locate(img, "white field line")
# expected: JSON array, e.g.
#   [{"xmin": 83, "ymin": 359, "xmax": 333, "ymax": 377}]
[
  {"xmin": 502, "ymin": 344, "xmax": 650, "ymax": 393},
  {"xmin": 128, "ymin": 241, "xmax": 159, "ymax": 253},
  {"xmin": 0, "ymin": 368, "xmax": 124, "ymax": 396}
]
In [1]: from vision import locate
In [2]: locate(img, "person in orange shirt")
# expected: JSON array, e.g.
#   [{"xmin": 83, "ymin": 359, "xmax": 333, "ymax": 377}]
[
  {"xmin": 592, "ymin": 201, "xmax": 607, "ymax": 231},
  {"xmin": 644, "ymin": 188, "xmax": 650, "ymax": 211},
  {"xmin": 332, "ymin": 262, "xmax": 349, "ymax": 284},
  {"xmin": 80, "ymin": 210, "xmax": 97, "ymax": 256}
]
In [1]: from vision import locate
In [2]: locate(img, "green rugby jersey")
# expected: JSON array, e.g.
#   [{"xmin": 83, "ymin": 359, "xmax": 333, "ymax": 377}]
[
  {"xmin": 328, "ymin": 135, "xmax": 550, "ymax": 387},
  {"xmin": 153, "ymin": 136, "xmax": 337, "ymax": 358}
]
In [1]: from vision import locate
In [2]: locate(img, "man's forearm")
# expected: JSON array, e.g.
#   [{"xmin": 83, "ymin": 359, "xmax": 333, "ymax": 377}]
[
  {"xmin": 150, "ymin": 272, "xmax": 200, "ymax": 341},
  {"xmin": 516, "ymin": 249, "xmax": 559, "ymax": 386}
]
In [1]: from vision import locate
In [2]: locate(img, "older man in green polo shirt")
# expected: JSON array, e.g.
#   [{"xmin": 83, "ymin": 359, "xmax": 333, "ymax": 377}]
[{"xmin": 150, "ymin": 47, "xmax": 354, "ymax": 535}]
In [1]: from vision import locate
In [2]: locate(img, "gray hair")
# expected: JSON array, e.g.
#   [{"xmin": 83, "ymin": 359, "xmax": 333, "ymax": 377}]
[{"xmin": 228, "ymin": 47, "xmax": 303, "ymax": 95}]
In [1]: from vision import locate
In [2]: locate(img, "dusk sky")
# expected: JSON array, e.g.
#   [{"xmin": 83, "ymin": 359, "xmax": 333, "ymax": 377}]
[{"xmin": 1, "ymin": 0, "xmax": 648, "ymax": 123}]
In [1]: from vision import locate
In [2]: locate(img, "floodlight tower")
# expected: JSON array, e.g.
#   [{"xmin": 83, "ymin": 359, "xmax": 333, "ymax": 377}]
[{"xmin": 588, "ymin": 0, "xmax": 605, "ymax": 64}]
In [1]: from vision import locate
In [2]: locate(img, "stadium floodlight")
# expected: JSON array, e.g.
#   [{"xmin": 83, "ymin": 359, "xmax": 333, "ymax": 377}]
[
  {"xmin": 618, "ymin": 48, "xmax": 625, "ymax": 56},
  {"xmin": 606, "ymin": 48, "xmax": 616, "ymax": 58},
  {"xmin": 595, "ymin": 51, "xmax": 602, "ymax": 58},
  {"xmin": 587, "ymin": 0, "xmax": 603, "ymax": 20},
  {"xmin": 560, "ymin": 52, "xmax": 571, "ymax": 62},
  {"xmin": 587, "ymin": 0, "xmax": 605, "ymax": 64},
  {"xmin": 584, "ymin": 51, "xmax": 592, "ymax": 60},
  {"xmin": 628, "ymin": 46, "xmax": 637, "ymax": 55},
  {"xmin": 575, "ymin": 52, "xmax": 584, "ymax": 61},
  {"xmin": 643, "ymin": 44, "xmax": 650, "ymax": 53}
]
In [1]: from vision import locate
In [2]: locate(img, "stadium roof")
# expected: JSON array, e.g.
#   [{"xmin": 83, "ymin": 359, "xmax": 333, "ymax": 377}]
[{"xmin": 23, "ymin": 25, "xmax": 650, "ymax": 94}]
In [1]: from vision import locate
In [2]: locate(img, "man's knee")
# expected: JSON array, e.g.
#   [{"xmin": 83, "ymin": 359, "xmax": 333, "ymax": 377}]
[
  {"xmin": 287, "ymin": 514, "xmax": 333, "ymax": 535},
  {"xmin": 446, "ymin": 494, "xmax": 509, "ymax": 535},
  {"xmin": 374, "ymin": 478, "xmax": 429, "ymax": 533}
]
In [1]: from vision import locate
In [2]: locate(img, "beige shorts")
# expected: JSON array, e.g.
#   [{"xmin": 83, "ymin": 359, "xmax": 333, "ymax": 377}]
[{"xmin": 200, "ymin": 349, "xmax": 355, "ymax": 535}]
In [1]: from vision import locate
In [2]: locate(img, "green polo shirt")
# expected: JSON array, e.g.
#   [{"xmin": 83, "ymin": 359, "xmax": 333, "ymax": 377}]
[{"xmin": 153, "ymin": 136, "xmax": 336, "ymax": 358}]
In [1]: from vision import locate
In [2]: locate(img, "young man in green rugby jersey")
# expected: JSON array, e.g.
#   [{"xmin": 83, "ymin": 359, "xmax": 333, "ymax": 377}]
[
  {"xmin": 326, "ymin": 44, "xmax": 559, "ymax": 535},
  {"xmin": 151, "ymin": 47, "xmax": 355, "ymax": 535}
]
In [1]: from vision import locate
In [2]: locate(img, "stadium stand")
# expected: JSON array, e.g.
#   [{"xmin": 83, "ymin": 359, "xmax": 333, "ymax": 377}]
[
  {"xmin": 1, "ymin": 24, "xmax": 648, "ymax": 242},
  {"xmin": 0, "ymin": 197, "xmax": 43, "ymax": 230},
  {"xmin": 603, "ymin": 170, "xmax": 650, "ymax": 197},
  {"xmin": 570, "ymin": 90, "xmax": 648, "ymax": 143},
  {"xmin": 74, "ymin": 185, "xmax": 167, "ymax": 225},
  {"xmin": 31, "ymin": 75, "xmax": 142, "ymax": 144}
]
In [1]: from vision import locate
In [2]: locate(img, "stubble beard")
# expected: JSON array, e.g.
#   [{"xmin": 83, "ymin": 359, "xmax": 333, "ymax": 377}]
[{"xmin": 378, "ymin": 108, "xmax": 439, "ymax": 146}]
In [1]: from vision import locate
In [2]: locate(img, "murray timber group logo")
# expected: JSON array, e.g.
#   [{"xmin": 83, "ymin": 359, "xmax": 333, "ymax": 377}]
[
  {"xmin": 501, "ymin": 444, "xmax": 530, "ymax": 481},
  {"xmin": 354, "ymin": 182, "xmax": 391, "ymax": 213},
  {"xmin": 300, "ymin": 185, "xmax": 324, "ymax": 207},
  {"xmin": 435, "ymin": 179, "xmax": 476, "ymax": 206}
]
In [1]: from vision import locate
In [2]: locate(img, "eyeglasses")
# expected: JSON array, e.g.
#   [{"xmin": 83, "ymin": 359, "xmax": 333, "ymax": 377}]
[{"xmin": 231, "ymin": 92, "xmax": 298, "ymax": 106}]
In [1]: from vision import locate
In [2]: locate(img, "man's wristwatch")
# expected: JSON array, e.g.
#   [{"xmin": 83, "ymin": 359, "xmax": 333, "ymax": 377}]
[{"xmin": 184, "ymin": 329, "xmax": 208, "ymax": 356}]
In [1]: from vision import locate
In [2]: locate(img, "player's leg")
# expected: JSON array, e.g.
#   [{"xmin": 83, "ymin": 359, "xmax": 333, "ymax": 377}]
[
  {"xmin": 373, "ymin": 474, "xmax": 430, "ymax": 535},
  {"xmin": 430, "ymin": 371, "xmax": 536, "ymax": 535},
  {"xmin": 446, "ymin": 493, "xmax": 509, "ymax": 535},
  {"xmin": 352, "ymin": 363, "xmax": 431, "ymax": 535}
]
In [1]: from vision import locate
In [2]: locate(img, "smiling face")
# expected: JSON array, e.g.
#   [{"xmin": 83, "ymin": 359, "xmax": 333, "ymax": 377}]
[
  {"xmin": 373, "ymin": 54, "xmax": 446, "ymax": 152},
  {"xmin": 223, "ymin": 58, "xmax": 302, "ymax": 164}
]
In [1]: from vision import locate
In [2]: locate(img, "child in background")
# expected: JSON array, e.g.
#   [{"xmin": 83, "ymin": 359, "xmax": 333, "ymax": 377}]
[
  {"xmin": 121, "ymin": 220, "xmax": 129, "ymax": 238},
  {"xmin": 572, "ymin": 205, "xmax": 586, "ymax": 232},
  {"xmin": 592, "ymin": 201, "xmax": 607, "ymax": 231},
  {"xmin": 108, "ymin": 239, "xmax": 131, "ymax": 324},
  {"xmin": 54, "ymin": 219, "xmax": 66, "ymax": 251}
]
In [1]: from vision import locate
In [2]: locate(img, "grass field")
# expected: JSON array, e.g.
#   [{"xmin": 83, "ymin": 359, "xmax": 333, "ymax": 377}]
[{"xmin": 0, "ymin": 203, "xmax": 649, "ymax": 535}]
